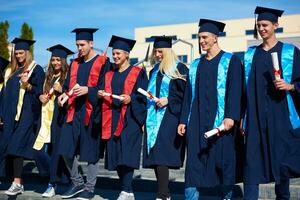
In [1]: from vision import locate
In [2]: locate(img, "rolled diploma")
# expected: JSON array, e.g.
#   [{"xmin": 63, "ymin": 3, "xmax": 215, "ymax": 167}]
[
  {"xmin": 271, "ymin": 52, "xmax": 281, "ymax": 80},
  {"xmin": 204, "ymin": 124, "xmax": 225, "ymax": 139},
  {"xmin": 137, "ymin": 88, "xmax": 159, "ymax": 101},
  {"xmin": 47, "ymin": 78, "xmax": 60, "ymax": 97},
  {"xmin": 103, "ymin": 92, "xmax": 125, "ymax": 101},
  {"xmin": 61, "ymin": 83, "xmax": 79, "ymax": 105}
]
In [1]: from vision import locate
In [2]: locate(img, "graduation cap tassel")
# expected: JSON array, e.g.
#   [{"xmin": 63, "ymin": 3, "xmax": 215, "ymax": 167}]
[
  {"xmin": 144, "ymin": 44, "xmax": 150, "ymax": 62},
  {"xmin": 198, "ymin": 37, "xmax": 202, "ymax": 55},
  {"xmin": 254, "ymin": 14, "xmax": 258, "ymax": 39}
]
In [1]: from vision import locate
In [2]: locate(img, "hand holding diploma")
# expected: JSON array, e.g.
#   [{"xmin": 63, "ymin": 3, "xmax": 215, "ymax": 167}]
[
  {"xmin": 58, "ymin": 83, "xmax": 79, "ymax": 106},
  {"xmin": 204, "ymin": 118, "xmax": 234, "ymax": 139},
  {"xmin": 98, "ymin": 90, "xmax": 125, "ymax": 101},
  {"xmin": 204, "ymin": 124, "xmax": 225, "ymax": 139},
  {"xmin": 271, "ymin": 52, "xmax": 281, "ymax": 80},
  {"xmin": 137, "ymin": 88, "xmax": 159, "ymax": 102}
]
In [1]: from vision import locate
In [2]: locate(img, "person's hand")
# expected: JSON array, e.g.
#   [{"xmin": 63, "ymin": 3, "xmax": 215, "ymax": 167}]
[
  {"xmin": 120, "ymin": 94, "xmax": 131, "ymax": 104},
  {"xmin": 20, "ymin": 74, "xmax": 29, "ymax": 87},
  {"xmin": 222, "ymin": 118, "xmax": 234, "ymax": 131},
  {"xmin": 73, "ymin": 85, "xmax": 88, "ymax": 97},
  {"xmin": 53, "ymin": 82, "xmax": 62, "ymax": 93},
  {"xmin": 98, "ymin": 90, "xmax": 105, "ymax": 98},
  {"xmin": 273, "ymin": 79, "xmax": 294, "ymax": 91},
  {"xmin": 177, "ymin": 124, "xmax": 186, "ymax": 136},
  {"xmin": 39, "ymin": 94, "xmax": 49, "ymax": 104},
  {"xmin": 156, "ymin": 97, "xmax": 168, "ymax": 108},
  {"xmin": 58, "ymin": 93, "xmax": 67, "ymax": 107}
]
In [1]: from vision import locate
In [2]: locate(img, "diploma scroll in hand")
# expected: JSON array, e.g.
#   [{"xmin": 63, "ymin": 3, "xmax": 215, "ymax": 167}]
[
  {"xmin": 47, "ymin": 78, "xmax": 60, "ymax": 98},
  {"xmin": 137, "ymin": 88, "xmax": 159, "ymax": 102},
  {"xmin": 61, "ymin": 83, "xmax": 79, "ymax": 105},
  {"xmin": 204, "ymin": 124, "xmax": 225, "ymax": 139},
  {"xmin": 103, "ymin": 92, "xmax": 125, "ymax": 101},
  {"xmin": 271, "ymin": 52, "xmax": 281, "ymax": 80}
]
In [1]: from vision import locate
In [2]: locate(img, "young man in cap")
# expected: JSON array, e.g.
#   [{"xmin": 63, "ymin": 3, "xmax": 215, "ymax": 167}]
[
  {"xmin": 243, "ymin": 6, "xmax": 300, "ymax": 200},
  {"xmin": 57, "ymin": 28, "xmax": 111, "ymax": 200},
  {"xmin": 178, "ymin": 19, "xmax": 243, "ymax": 200}
]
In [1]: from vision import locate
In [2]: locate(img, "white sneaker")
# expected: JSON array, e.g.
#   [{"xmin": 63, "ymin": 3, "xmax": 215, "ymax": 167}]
[
  {"xmin": 42, "ymin": 183, "xmax": 56, "ymax": 198},
  {"xmin": 156, "ymin": 198, "xmax": 171, "ymax": 200},
  {"xmin": 117, "ymin": 191, "xmax": 135, "ymax": 200},
  {"xmin": 5, "ymin": 182, "xmax": 24, "ymax": 196}
]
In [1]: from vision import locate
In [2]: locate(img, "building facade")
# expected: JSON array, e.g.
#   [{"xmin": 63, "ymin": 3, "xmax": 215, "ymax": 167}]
[{"xmin": 130, "ymin": 14, "xmax": 300, "ymax": 66}]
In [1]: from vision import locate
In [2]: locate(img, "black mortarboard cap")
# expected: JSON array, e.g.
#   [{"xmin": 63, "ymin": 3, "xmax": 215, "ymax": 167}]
[
  {"xmin": 152, "ymin": 36, "xmax": 172, "ymax": 48},
  {"xmin": 11, "ymin": 38, "xmax": 35, "ymax": 50},
  {"xmin": 198, "ymin": 19, "xmax": 226, "ymax": 35},
  {"xmin": 47, "ymin": 44, "xmax": 74, "ymax": 58},
  {"xmin": 71, "ymin": 28, "xmax": 98, "ymax": 41},
  {"xmin": 255, "ymin": 6, "xmax": 284, "ymax": 23},
  {"xmin": 108, "ymin": 35, "xmax": 136, "ymax": 53}
]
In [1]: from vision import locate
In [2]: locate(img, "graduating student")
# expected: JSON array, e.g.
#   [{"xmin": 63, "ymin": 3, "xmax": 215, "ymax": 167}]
[
  {"xmin": 98, "ymin": 35, "xmax": 148, "ymax": 200},
  {"xmin": 57, "ymin": 28, "xmax": 111, "ymax": 200},
  {"xmin": 243, "ymin": 6, "xmax": 300, "ymax": 200},
  {"xmin": 33, "ymin": 44, "xmax": 73, "ymax": 198},
  {"xmin": 0, "ymin": 56, "xmax": 10, "ymax": 178},
  {"xmin": 0, "ymin": 38, "xmax": 45, "ymax": 195},
  {"xmin": 178, "ymin": 19, "xmax": 243, "ymax": 200},
  {"xmin": 143, "ymin": 36, "xmax": 188, "ymax": 200}
]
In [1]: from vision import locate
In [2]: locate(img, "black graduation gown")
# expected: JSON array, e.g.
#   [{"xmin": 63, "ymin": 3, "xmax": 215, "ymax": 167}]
[
  {"xmin": 143, "ymin": 62, "xmax": 187, "ymax": 169},
  {"xmin": 180, "ymin": 51, "xmax": 243, "ymax": 188},
  {"xmin": 0, "ymin": 65, "xmax": 45, "ymax": 160},
  {"xmin": 244, "ymin": 42, "xmax": 300, "ymax": 184},
  {"xmin": 57, "ymin": 56, "xmax": 111, "ymax": 163},
  {"xmin": 102, "ymin": 66, "xmax": 148, "ymax": 170}
]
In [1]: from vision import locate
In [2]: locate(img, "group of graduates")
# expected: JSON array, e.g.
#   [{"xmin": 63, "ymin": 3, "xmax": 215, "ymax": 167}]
[{"xmin": 0, "ymin": 5, "xmax": 300, "ymax": 200}]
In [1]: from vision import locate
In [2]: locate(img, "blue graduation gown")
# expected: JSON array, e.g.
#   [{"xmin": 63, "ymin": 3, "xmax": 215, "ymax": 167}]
[
  {"xmin": 0, "ymin": 65, "xmax": 45, "ymax": 160},
  {"xmin": 57, "ymin": 56, "xmax": 111, "ymax": 163},
  {"xmin": 143, "ymin": 62, "xmax": 188, "ymax": 169},
  {"xmin": 103, "ymin": 66, "xmax": 148, "ymax": 170},
  {"xmin": 180, "ymin": 51, "xmax": 243, "ymax": 188},
  {"xmin": 244, "ymin": 42, "xmax": 300, "ymax": 184}
]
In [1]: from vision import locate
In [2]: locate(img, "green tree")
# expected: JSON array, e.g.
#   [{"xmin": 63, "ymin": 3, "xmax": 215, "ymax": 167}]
[
  {"xmin": 0, "ymin": 20, "xmax": 10, "ymax": 60},
  {"xmin": 20, "ymin": 22, "xmax": 34, "ymax": 58}
]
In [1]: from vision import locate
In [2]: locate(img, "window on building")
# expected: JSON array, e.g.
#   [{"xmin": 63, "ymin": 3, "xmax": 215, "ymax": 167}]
[
  {"xmin": 130, "ymin": 58, "xmax": 139, "ymax": 65},
  {"xmin": 275, "ymin": 27, "xmax": 283, "ymax": 33},
  {"xmin": 245, "ymin": 29, "xmax": 255, "ymax": 35},
  {"xmin": 192, "ymin": 34, "xmax": 198, "ymax": 39},
  {"xmin": 233, "ymin": 51, "xmax": 245, "ymax": 62},
  {"xmin": 178, "ymin": 55, "xmax": 188, "ymax": 64}
]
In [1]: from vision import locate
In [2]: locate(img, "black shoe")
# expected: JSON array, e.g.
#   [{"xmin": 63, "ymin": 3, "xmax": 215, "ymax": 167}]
[
  {"xmin": 61, "ymin": 184, "xmax": 84, "ymax": 199},
  {"xmin": 76, "ymin": 190, "xmax": 94, "ymax": 200}
]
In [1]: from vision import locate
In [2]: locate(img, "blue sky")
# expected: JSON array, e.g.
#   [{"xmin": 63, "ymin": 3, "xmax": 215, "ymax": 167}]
[{"xmin": 1, "ymin": 0, "xmax": 300, "ymax": 65}]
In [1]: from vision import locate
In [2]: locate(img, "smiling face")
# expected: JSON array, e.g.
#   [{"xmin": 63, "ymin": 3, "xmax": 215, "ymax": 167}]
[
  {"xmin": 198, "ymin": 32, "xmax": 218, "ymax": 52},
  {"xmin": 154, "ymin": 48, "xmax": 164, "ymax": 62},
  {"xmin": 51, "ymin": 56, "xmax": 62, "ymax": 72},
  {"xmin": 76, "ymin": 40, "xmax": 93, "ymax": 57},
  {"xmin": 14, "ymin": 50, "xmax": 26, "ymax": 65},
  {"xmin": 112, "ymin": 49, "xmax": 129, "ymax": 66},
  {"xmin": 257, "ymin": 20, "xmax": 278, "ymax": 40}
]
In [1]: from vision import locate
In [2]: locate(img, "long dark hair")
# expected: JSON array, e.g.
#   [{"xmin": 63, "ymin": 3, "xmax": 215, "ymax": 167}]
[{"xmin": 43, "ymin": 57, "xmax": 69, "ymax": 93}]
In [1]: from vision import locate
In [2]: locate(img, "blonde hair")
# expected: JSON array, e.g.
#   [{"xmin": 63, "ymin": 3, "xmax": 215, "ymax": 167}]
[
  {"xmin": 9, "ymin": 50, "xmax": 33, "ymax": 79},
  {"xmin": 151, "ymin": 48, "xmax": 186, "ymax": 80}
]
